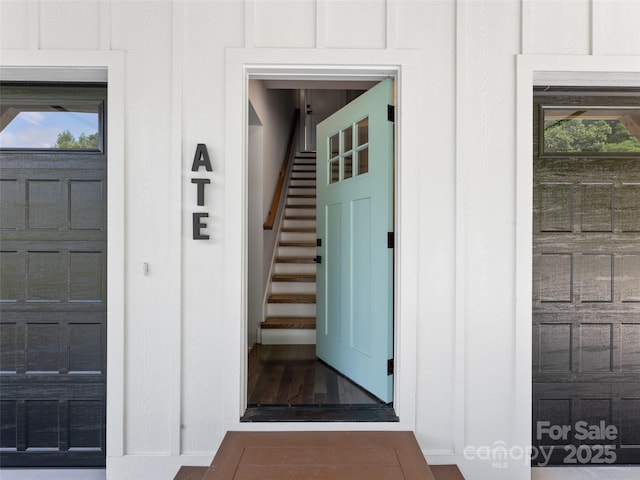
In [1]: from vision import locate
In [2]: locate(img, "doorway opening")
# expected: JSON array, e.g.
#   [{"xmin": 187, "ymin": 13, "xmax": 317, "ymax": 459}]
[
  {"xmin": 243, "ymin": 76, "xmax": 398, "ymax": 422},
  {"xmin": 532, "ymin": 87, "xmax": 640, "ymax": 465}
]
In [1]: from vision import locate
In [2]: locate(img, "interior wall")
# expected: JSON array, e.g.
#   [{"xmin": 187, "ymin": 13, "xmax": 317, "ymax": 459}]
[
  {"xmin": 247, "ymin": 80, "xmax": 297, "ymax": 301},
  {"xmin": 1, "ymin": 1, "xmax": 640, "ymax": 479},
  {"xmin": 303, "ymin": 89, "xmax": 346, "ymax": 150},
  {"xmin": 247, "ymin": 121, "xmax": 263, "ymax": 347}
]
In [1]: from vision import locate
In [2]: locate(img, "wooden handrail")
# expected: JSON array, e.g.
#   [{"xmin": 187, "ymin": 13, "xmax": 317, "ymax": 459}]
[{"xmin": 264, "ymin": 109, "xmax": 300, "ymax": 230}]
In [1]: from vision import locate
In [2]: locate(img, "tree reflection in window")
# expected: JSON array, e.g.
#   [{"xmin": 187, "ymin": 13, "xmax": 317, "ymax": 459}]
[
  {"xmin": 543, "ymin": 107, "xmax": 640, "ymax": 154},
  {"xmin": 0, "ymin": 105, "xmax": 101, "ymax": 150}
]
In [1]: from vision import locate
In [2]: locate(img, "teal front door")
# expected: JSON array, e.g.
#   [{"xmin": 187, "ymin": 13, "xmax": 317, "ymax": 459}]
[{"xmin": 316, "ymin": 78, "xmax": 394, "ymax": 403}]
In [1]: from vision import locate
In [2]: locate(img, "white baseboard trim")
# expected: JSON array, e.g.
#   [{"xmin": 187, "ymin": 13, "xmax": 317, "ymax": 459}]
[{"xmin": 424, "ymin": 450, "xmax": 459, "ymax": 465}]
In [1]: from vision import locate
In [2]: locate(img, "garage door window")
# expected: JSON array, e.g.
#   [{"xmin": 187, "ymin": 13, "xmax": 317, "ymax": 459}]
[
  {"xmin": 542, "ymin": 106, "xmax": 640, "ymax": 154},
  {"xmin": 0, "ymin": 99, "xmax": 103, "ymax": 151}
]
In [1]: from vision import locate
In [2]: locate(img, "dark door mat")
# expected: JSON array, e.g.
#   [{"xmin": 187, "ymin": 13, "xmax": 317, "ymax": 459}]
[{"xmin": 241, "ymin": 404, "xmax": 399, "ymax": 422}]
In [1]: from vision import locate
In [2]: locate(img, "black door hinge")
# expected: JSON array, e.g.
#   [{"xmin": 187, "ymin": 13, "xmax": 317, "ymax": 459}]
[
  {"xmin": 387, "ymin": 358, "xmax": 394, "ymax": 376},
  {"xmin": 316, "ymin": 238, "xmax": 322, "ymax": 247},
  {"xmin": 387, "ymin": 105, "xmax": 395, "ymax": 122},
  {"xmin": 387, "ymin": 232, "xmax": 394, "ymax": 249},
  {"xmin": 314, "ymin": 255, "xmax": 322, "ymax": 264}
]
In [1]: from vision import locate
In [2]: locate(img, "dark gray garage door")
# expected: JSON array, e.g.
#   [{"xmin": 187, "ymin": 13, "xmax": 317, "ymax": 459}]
[
  {"xmin": 533, "ymin": 90, "xmax": 640, "ymax": 466},
  {"xmin": 0, "ymin": 84, "xmax": 107, "ymax": 467}
]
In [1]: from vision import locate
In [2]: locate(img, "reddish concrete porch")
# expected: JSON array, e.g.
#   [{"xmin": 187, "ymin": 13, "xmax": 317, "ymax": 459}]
[{"xmin": 174, "ymin": 431, "xmax": 463, "ymax": 480}]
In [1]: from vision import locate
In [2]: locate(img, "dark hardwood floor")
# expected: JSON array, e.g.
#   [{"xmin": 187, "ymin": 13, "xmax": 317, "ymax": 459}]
[{"xmin": 247, "ymin": 344, "xmax": 382, "ymax": 405}]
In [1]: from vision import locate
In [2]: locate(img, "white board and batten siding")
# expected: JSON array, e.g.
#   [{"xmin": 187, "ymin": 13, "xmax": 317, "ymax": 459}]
[{"xmin": 1, "ymin": 1, "xmax": 640, "ymax": 479}]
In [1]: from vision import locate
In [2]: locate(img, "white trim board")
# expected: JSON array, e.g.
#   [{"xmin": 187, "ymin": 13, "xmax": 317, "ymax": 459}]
[
  {"xmin": 224, "ymin": 48, "xmax": 421, "ymax": 431},
  {"xmin": 532, "ymin": 466, "xmax": 640, "ymax": 480},
  {"xmin": 533, "ymin": 71, "xmax": 640, "ymax": 87},
  {"xmin": 0, "ymin": 66, "xmax": 107, "ymax": 83},
  {"xmin": 0, "ymin": 469, "xmax": 106, "ymax": 480},
  {"xmin": 516, "ymin": 54, "xmax": 640, "ymax": 478}
]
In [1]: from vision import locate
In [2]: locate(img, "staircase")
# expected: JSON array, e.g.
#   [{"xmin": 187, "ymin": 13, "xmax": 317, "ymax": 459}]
[{"xmin": 261, "ymin": 153, "xmax": 317, "ymax": 345}]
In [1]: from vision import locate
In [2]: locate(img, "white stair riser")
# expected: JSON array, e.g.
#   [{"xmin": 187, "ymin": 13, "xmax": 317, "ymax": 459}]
[
  {"xmin": 290, "ymin": 179, "xmax": 316, "ymax": 187},
  {"xmin": 267, "ymin": 303, "xmax": 316, "ymax": 317},
  {"xmin": 261, "ymin": 329, "xmax": 316, "ymax": 345},
  {"xmin": 286, "ymin": 198, "xmax": 316, "ymax": 206},
  {"xmin": 283, "ymin": 219, "xmax": 316, "ymax": 229},
  {"xmin": 286, "ymin": 207, "xmax": 315, "ymax": 216},
  {"xmin": 284, "ymin": 218, "xmax": 316, "ymax": 223},
  {"xmin": 287, "ymin": 188, "xmax": 316, "ymax": 196},
  {"xmin": 291, "ymin": 173, "xmax": 316, "ymax": 180},
  {"xmin": 287, "ymin": 188, "xmax": 316, "ymax": 200},
  {"xmin": 274, "ymin": 263, "xmax": 316, "ymax": 274},
  {"xmin": 270, "ymin": 282, "xmax": 316, "ymax": 294},
  {"xmin": 278, "ymin": 246, "xmax": 316, "ymax": 256},
  {"xmin": 280, "ymin": 231, "xmax": 315, "ymax": 242}
]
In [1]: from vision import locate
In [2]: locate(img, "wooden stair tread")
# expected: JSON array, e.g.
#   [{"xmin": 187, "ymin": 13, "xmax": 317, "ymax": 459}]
[
  {"xmin": 272, "ymin": 273, "xmax": 316, "ymax": 282},
  {"xmin": 281, "ymin": 227, "xmax": 316, "ymax": 233},
  {"xmin": 276, "ymin": 256, "xmax": 316, "ymax": 263},
  {"xmin": 285, "ymin": 215, "xmax": 316, "ymax": 220},
  {"xmin": 286, "ymin": 204, "xmax": 316, "ymax": 209},
  {"xmin": 262, "ymin": 317, "xmax": 316, "ymax": 329},
  {"xmin": 430, "ymin": 465, "xmax": 465, "ymax": 480},
  {"xmin": 279, "ymin": 240, "xmax": 315, "ymax": 247},
  {"xmin": 173, "ymin": 466, "xmax": 207, "ymax": 480},
  {"xmin": 268, "ymin": 293, "xmax": 316, "ymax": 304},
  {"xmin": 288, "ymin": 194, "xmax": 317, "ymax": 198}
]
